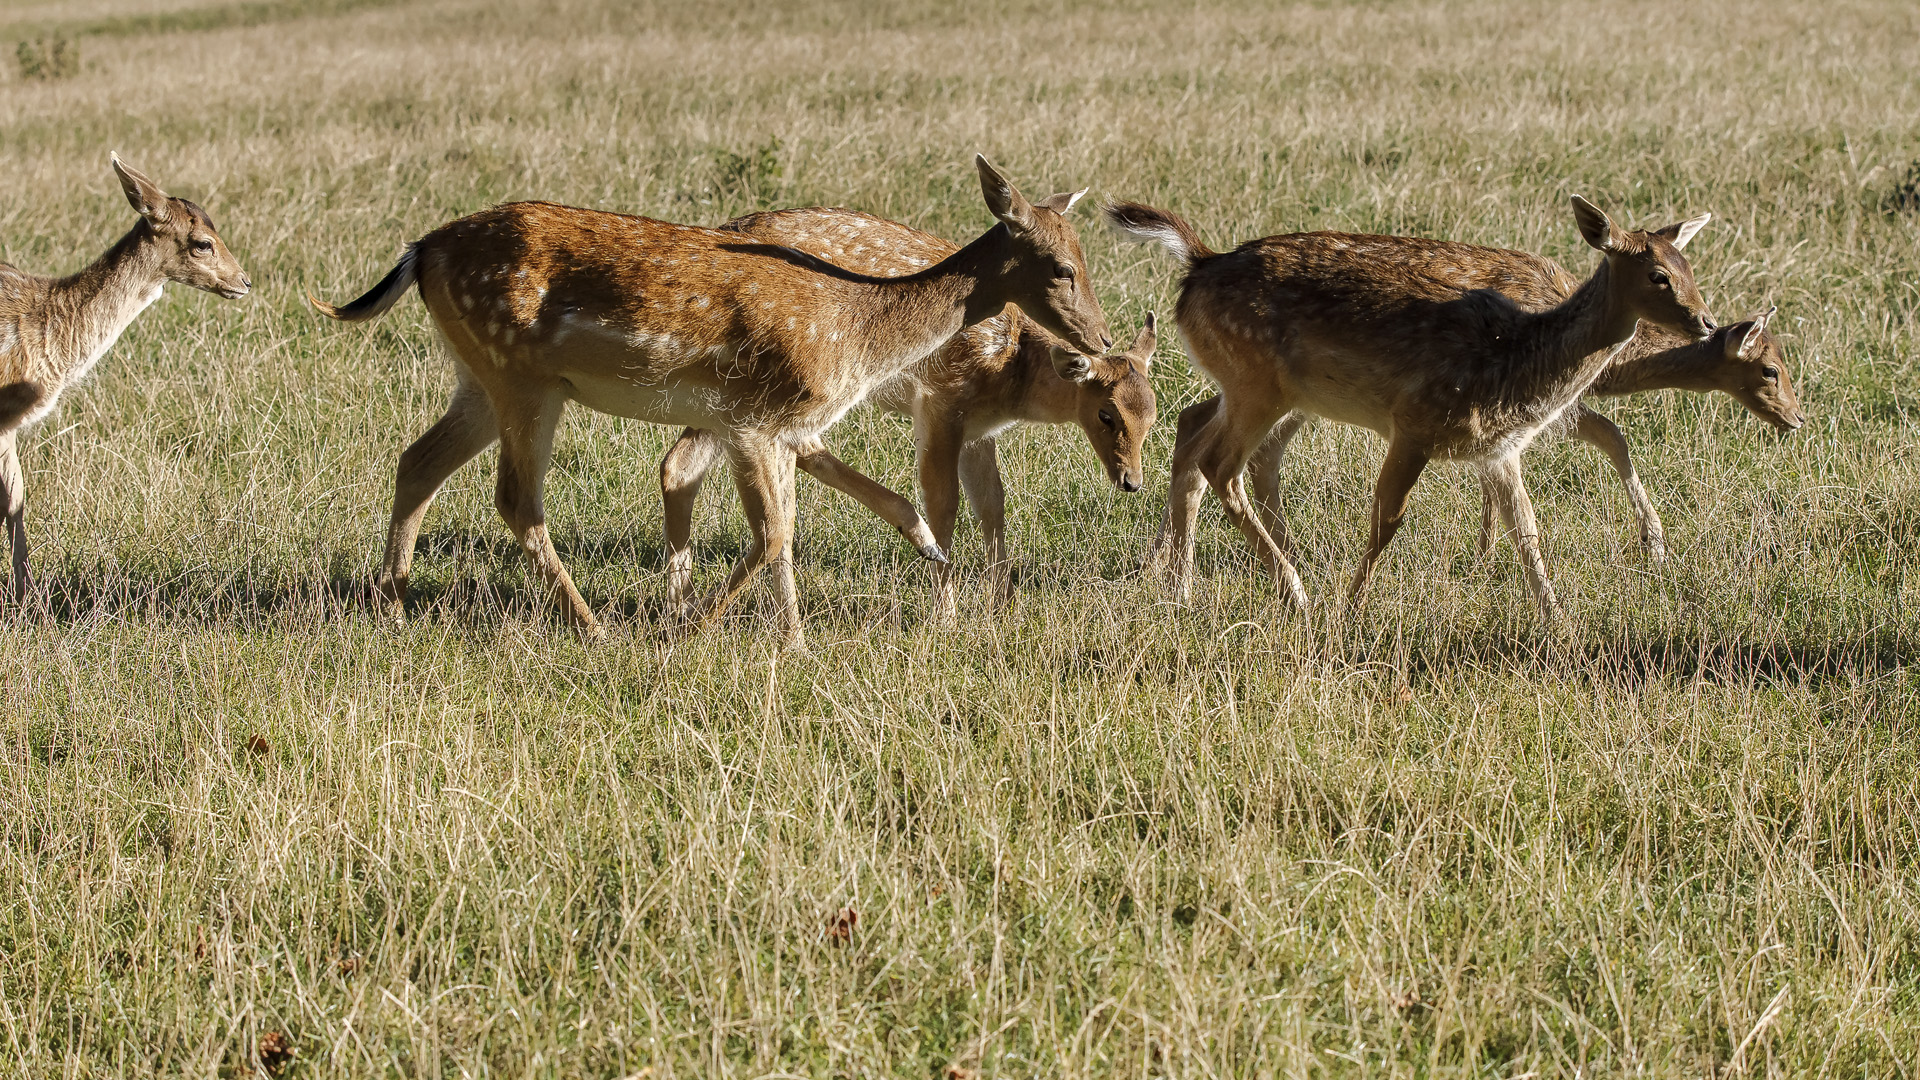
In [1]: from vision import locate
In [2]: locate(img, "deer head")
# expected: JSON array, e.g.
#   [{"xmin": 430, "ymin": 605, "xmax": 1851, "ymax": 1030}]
[
  {"xmin": 112, "ymin": 153, "xmax": 250, "ymax": 300},
  {"xmin": 974, "ymin": 155, "xmax": 1110, "ymax": 356},
  {"xmin": 1571, "ymin": 195, "xmax": 1713, "ymax": 341},
  {"xmin": 1712, "ymin": 307, "xmax": 1804, "ymax": 432},
  {"xmin": 1047, "ymin": 313, "xmax": 1159, "ymax": 492}
]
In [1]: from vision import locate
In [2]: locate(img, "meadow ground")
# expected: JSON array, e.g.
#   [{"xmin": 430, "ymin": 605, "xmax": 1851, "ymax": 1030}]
[{"xmin": 1, "ymin": 0, "xmax": 1918, "ymax": 1074}]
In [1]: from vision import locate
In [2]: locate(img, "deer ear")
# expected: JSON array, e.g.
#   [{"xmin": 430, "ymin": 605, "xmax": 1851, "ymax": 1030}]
[
  {"xmin": 1654, "ymin": 212, "xmax": 1711, "ymax": 251},
  {"xmin": 1049, "ymin": 344, "xmax": 1095, "ymax": 384},
  {"xmin": 1125, "ymin": 311, "xmax": 1158, "ymax": 371},
  {"xmin": 111, "ymin": 152, "xmax": 172, "ymax": 224},
  {"xmin": 1733, "ymin": 320, "xmax": 1767, "ymax": 360},
  {"xmin": 1034, "ymin": 188, "xmax": 1088, "ymax": 214},
  {"xmin": 976, "ymin": 155, "xmax": 1035, "ymax": 231},
  {"xmin": 1570, "ymin": 195, "xmax": 1624, "ymax": 253}
]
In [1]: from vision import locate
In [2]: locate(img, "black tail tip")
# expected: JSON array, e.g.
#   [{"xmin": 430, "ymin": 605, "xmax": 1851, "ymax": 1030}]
[{"xmin": 0, "ymin": 381, "xmax": 44, "ymax": 428}]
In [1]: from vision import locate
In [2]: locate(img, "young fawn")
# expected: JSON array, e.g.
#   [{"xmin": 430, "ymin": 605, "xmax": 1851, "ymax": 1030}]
[
  {"xmin": 1198, "ymin": 311, "xmax": 1800, "ymax": 564},
  {"xmin": 658, "ymin": 206, "xmax": 1158, "ymax": 618},
  {"xmin": 1107, "ymin": 196, "xmax": 1714, "ymax": 627},
  {"xmin": 0, "ymin": 155, "xmax": 250, "ymax": 604},
  {"xmin": 312, "ymin": 157, "xmax": 1110, "ymax": 646}
]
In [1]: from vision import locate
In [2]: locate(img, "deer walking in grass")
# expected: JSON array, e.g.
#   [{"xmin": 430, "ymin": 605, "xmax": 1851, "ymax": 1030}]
[
  {"xmin": 0, "ymin": 155, "xmax": 250, "ymax": 605},
  {"xmin": 1107, "ymin": 196, "xmax": 1715, "ymax": 627},
  {"xmin": 311, "ymin": 157, "xmax": 1110, "ymax": 647},
  {"xmin": 1179, "ymin": 309, "xmax": 1800, "ymax": 565},
  {"xmin": 659, "ymin": 206, "xmax": 1158, "ymax": 619}
]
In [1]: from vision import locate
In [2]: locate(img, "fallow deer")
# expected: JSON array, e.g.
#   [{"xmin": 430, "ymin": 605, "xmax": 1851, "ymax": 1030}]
[
  {"xmin": 0, "ymin": 155, "xmax": 251, "ymax": 604},
  {"xmin": 658, "ymin": 206, "xmax": 1158, "ymax": 618},
  {"xmin": 1107, "ymin": 196, "xmax": 1715, "ymax": 627},
  {"xmin": 1183, "ymin": 310, "xmax": 1800, "ymax": 565},
  {"xmin": 311, "ymin": 157, "xmax": 1110, "ymax": 646}
]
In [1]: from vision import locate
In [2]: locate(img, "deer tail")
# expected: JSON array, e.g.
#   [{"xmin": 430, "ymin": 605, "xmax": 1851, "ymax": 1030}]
[
  {"xmin": 1103, "ymin": 202, "xmax": 1216, "ymax": 264},
  {"xmin": 308, "ymin": 245, "xmax": 420, "ymax": 322}
]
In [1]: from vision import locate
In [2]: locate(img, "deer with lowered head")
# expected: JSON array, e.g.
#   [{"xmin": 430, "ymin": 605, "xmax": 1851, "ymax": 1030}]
[
  {"xmin": 1107, "ymin": 196, "xmax": 1716, "ymax": 628},
  {"xmin": 311, "ymin": 157, "xmax": 1110, "ymax": 647},
  {"xmin": 659, "ymin": 206, "xmax": 1158, "ymax": 619},
  {"xmin": 0, "ymin": 155, "xmax": 251, "ymax": 605},
  {"xmin": 1176, "ymin": 307, "xmax": 1800, "ymax": 565}
]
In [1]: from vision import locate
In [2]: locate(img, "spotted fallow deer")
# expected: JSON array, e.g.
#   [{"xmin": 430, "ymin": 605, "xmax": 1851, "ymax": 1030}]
[
  {"xmin": 1187, "ymin": 309, "xmax": 1800, "ymax": 565},
  {"xmin": 658, "ymin": 206, "xmax": 1158, "ymax": 618},
  {"xmin": 0, "ymin": 155, "xmax": 251, "ymax": 604},
  {"xmin": 1107, "ymin": 196, "xmax": 1715, "ymax": 627},
  {"xmin": 311, "ymin": 157, "xmax": 1110, "ymax": 646}
]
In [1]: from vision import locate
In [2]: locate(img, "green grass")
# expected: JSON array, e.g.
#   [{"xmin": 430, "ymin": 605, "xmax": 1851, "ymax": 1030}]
[{"xmin": 2, "ymin": 0, "xmax": 1919, "ymax": 1074}]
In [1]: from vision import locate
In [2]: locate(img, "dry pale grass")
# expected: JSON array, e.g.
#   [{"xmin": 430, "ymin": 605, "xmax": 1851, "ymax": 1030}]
[{"xmin": 1, "ymin": 0, "xmax": 1917, "ymax": 1075}]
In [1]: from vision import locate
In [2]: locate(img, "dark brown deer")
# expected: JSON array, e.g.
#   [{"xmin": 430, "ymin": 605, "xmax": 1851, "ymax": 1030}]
[
  {"xmin": 1108, "ymin": 196, "xmax": 1714, "ymax": 627},
  {"xmin": 1180, "ymin": 309, "xmax": 1800, "ymax": 565},
  {"xmin": 659, "ymin": 206, "xmax": 1158, "ymax": 618},
  {"xmin": 0, "ymin": 155, "xmax": 250, "ymax": 604},
  {"xmin": 312, "ymin": 157, "xmax": 1110, "ymax": 647}
]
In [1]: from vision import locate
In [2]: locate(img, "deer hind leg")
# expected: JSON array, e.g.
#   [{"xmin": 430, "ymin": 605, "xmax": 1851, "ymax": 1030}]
[
  {"xmin": 1193, "ymin": 394, "xmax": 1310, "ymax": 608},
  {"xmin": 682, "ymin": 439, "xmax": 803, "ymax": 647},
  {"xmin": 789, "ymin": 436, "xmax": 944, "ymax": 562},
  {"xmin": 1346, "ymin": 436, "xmax": 1431, "ymax": 608},
  {"xmin": 1248, "ymin": 410, "xmax": 1309, "ymax": 561},
  {"xmin": 377, "ymin": 370, "xmax": 499, "ymax": 616},
  {"xmin": 1480, "ymin": 455, "xmax": 1569, "ymax": 632},
  {"xmin": 957, "ymin": 437, "xmax": 1012, "ymax": 611},
  {"xmin": 1575, "ymin": 406, "xmax": 1665, "ymax": 560},
  {"xmin": 0, "ymin": 435, "xmax": 27, "ymax": 605},
  {"xmin": 491, "ymin": 387, "xmax": 602, "ymax": 638},
  {"xmin": 660, "ymin": 428, "xmax": 725, "ymax": 615},
  {"xmin": 1150, "ymin": 395, "xmax": 1223, "ymax": 595},
  {"xmin": 916, "ymin": 420, "xmax": 966, "ymax": 622},
  {"xmin": 1476, "ymin": 483, "xmax": 1498, "ymax": 558}
]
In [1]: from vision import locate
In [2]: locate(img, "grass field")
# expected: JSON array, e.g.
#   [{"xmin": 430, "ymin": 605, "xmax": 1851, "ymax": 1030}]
[{"xmin": 2, "ymin": 0, "xmax": 1918, "ymax": 1074}]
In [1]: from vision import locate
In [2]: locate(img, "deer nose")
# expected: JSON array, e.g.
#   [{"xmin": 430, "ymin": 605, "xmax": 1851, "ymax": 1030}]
[
  {"xmin": 1101, "ymin": 335, "xmax": 1113, "ymax": 350},
  {"xmin": 1118, "ymin": 473, "xmax": 1141, "ymax": 493},
  {"xmin": 242, "ymin": 275, "xmax": 253, "ymax": 289}
]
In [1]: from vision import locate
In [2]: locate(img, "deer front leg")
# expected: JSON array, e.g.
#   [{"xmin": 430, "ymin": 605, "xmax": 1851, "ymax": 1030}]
[
  {"xmin": 0, "ymin": 436, "xmax": 27, "ymax": 606},
  {"xmin": 1150, "ymin": 395, "xmax": 1222, "ymax": 595},
  {"xmin": 1574, "ymin": 406, "xmax": 1665, "ymax": 560},
  {"xmin": 1347, "ymin": 436, "xmax": 1430, "ymax": 608},
  {"xmin": 681, "ymin": 439, "xmax": 803, "ymax": 648},
  {"xmin": 660, "ymin": 427, "xmax": 725, "ymax": 615},
  {"xmin": 917, "ymin": 420, "xmax": 966, "ymax": 622},
  {"xmin": 492, "ymin": 388, "xmax": 602, "ymax": 639},
  {"xmin": 790, "ymin": 437, "xmax": 946, "ymax": 563},
  {"xmin": 1481, "ymin": 455, "xmax": 1570, "ymax": 633},
  {"xmin": 957, "ymin": 437, "xmax": 1011, "ymax": 611},
  {"xmin": 377, "ymin": 373, "xmax": 499, "ymax": 620},
  {"xmin": 1248, "ymin": 410, "xmax": 1309, "ymax": 561}
]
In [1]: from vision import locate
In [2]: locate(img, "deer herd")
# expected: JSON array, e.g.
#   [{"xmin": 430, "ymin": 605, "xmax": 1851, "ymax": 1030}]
[{"xmin": 0, "ymin": 154, "xmax": 1804, "ymax": 647}]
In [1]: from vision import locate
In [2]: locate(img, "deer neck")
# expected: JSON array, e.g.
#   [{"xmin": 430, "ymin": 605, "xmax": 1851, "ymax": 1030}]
[
  {"xmin": 40, "ymin": 224, "xmax": 169, "ymax": 386},
  {"xmin": 1589, "ymin": 337, "xmax": 1719, "ymax": 397},
  {"xmin": 1498, "ymin": 260, "xmax": 1641, "ymax": 410},
  {"xmin": 1004, "ymin": 323, "xmax": 1079, "ymax": 424},
  {"xmin": 854, "ymin": 225, "xmax": 1021, "ymax": 380}
]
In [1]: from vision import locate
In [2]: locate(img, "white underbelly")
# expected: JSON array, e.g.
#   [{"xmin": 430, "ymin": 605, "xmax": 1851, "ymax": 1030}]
[{"xmin": 560, "ymin": 369, "xmax": 730, "ymax": 428}]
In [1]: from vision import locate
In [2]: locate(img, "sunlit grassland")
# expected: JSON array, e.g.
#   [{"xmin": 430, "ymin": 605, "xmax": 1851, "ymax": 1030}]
[{"xmin": 1, "ymin": 0, "xmax": 1918, "ymax": 1075}]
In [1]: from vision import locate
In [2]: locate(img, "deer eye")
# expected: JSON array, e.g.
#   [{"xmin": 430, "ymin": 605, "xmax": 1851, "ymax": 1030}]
[
  {"xmin": 1649, "ymin": 269, "xmax": 1670, "ymax": 287},
  {"xmin": 1761, "ymin": 366, "xmax": 1779, "ymax": 380},
  {"xmin": 191, "ymin": 238, "xmax": 214, "ymax": 255},
  {"xmin": 1098, "ymin": 410, "xmax": 1116, "ymax": 429},
  {"xmin": 1054, "ymin": 261, "xmax": 1075, "ymax": 280}
]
